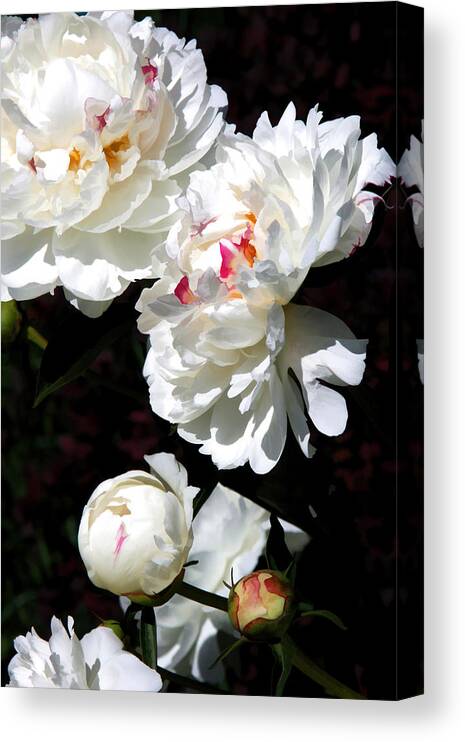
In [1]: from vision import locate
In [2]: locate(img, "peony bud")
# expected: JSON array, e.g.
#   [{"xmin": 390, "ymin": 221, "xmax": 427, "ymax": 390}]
[
  {"xmin": 1, "ymin": 300, "xmax": 21, "ymax": 343},
  {"xmin": 78, "ymin": 453, "xmax": 198, "ymax": 604},
  {"xmin": 228, "ymin": 570, "xmax": 295, "ymax": 642}
]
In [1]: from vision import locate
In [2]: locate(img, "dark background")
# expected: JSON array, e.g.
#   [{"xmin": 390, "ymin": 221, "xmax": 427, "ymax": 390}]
[{"xmin": 2, "ymin": 3, "xmax": 423, "ymax": 698}]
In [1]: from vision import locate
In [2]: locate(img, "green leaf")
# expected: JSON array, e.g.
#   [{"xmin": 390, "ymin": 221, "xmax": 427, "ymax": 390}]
[
  {"xmin": 297, "ymin": 601, "xmax": 315, "ymax": 613},
  {"xmin": 284, "ymin": 556, "xmax": 297, "ymax": 584},
  {"xmin": 300, "ymin": 609, "xmax": 347, "ymax": 631},
  {"xmin": 33, "ymin": 302, "xmax": 136, "ymax": 407},
  {"xmin": 140, "ymin": 607, "xmax": 157, "ymax": 669},
  {"xmin": 266, "ymin": 514, "xmax": 293, "ymax": 573},
  {"xmin": 209, "ymin": 637, "xmax": 246, "ymax": 669},
  {"xmin": 273, "ymin": 642, "xmax": 293, "ymax": 696}
]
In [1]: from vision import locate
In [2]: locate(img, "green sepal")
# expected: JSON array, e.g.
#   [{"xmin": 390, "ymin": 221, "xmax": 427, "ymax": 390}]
[{"xmin": 123, "ymin": 569, "xmax": 186, "ymax": 608}]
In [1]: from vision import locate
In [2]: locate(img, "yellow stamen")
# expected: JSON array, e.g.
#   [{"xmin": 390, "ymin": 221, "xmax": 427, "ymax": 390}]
[
  {"xmin": 244, "ymin": 242, "xmax": 256, "ymax": 268},
  {"xmin": 245, "ymin": 211, "xmax": 257, "ymax": 225},
  {"xmin": 68, "ymin": 148, "xmax": 81, "ymax": 172},
  {"xmin": 103, "ymin": 134, "xmax": 130, "ymax": 170},
  {"xmin": 228, "ymin": 289, "xmax": 243, "ymax": 300}
]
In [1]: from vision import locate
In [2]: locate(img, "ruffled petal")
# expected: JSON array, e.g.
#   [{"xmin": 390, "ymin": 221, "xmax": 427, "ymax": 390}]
[{"xmin": 1, "ymin": 227, "xmax": 58, "ymax": 299}]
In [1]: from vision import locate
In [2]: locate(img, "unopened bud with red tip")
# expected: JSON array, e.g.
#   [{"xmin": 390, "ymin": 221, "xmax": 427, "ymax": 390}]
[{"xmin": 227, "ymin": 570, "xmax": 295, "ymax": 642}]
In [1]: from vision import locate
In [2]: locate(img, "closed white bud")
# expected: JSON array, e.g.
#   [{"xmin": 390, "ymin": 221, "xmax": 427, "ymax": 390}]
[{"xmin": 78, "ymin": 453, "xmax": 198, "ymax": 602}]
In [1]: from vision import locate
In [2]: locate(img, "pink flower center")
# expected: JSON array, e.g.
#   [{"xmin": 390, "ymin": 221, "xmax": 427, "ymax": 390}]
[
  {"xmin": 219, "ymin": 221, "xmax": 257, "ymax": 282},
  {"xmin": 174, "ymin": 214, "xmax": 258, "ymax": 307}
]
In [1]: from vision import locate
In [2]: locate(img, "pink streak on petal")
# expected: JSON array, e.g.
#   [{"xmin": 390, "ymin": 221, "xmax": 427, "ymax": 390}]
[
  {"xmin": 190, "ymin": 215, "xmax": 218, "ymax": 238},
  {"xmin": 219, "ymin": 242, "xmax": 236, "ymax": 280},
  {"xmin": 174, "ymin": 276, "xmax": 197, "ymax": 305},
  {"xmin": 142, "ymin": 61, "xmax": 158, "ymax": 85},
  {"xmin": 95, "ymin": 106, "xmax": 110, "ymax": 132},
  {"xmin": 84, "ymin": 99, "xmax": 110, "ymax": 132},
  {"xmin": 114, "ymin": 523, "xmax": 128, "ymax": 559}
]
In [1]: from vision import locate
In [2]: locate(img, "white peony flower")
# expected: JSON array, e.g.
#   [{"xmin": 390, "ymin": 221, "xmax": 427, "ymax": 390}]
[
  {"xmin": 1, "ymin": 11, "xmax": 226, "ymax": 316},
  {"xmin": 138, "ymin": 289, "xmax": 367, "ymax": 474},
  {"xmin": 8, "ymin": 616, "xmax": 162, "ymax": 691},
  {"xmin": 398, "ymin": 124, "xmax": 424, "ymax": 248},
  {"xmin": 78, "ymin": 453, "xmax": 198, "ymax": 600},
  {"xmin": 168, "ymin": 102, "xmax": 394, "ymax": 286},
  {"xmin": 121, "ymin": 482, "xmax": 309, "ymax": 682},
  {"xmin": 137, "ymin": 104, "xmax": 389, "ymax": 473}
]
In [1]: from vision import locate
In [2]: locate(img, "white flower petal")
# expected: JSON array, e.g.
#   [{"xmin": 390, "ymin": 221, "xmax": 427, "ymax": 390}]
[
  {"xmin": 306, "ymin": 384, "xmax": 348, "ymax": 436},
  {"xmin": 1, "ymin": 228, "xmax": 58, "ymax": 300},
  {"xmin": 8, "ymin": 618, "xmax": 161, "ymax": 691},
  {"xmin": 53, "ymin": 228, "xmax": 157, "ymax": 302}
]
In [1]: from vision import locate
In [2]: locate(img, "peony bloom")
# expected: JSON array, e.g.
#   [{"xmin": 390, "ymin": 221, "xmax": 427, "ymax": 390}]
[
  {"xmin": 228, "ymin": 570, "xmax": 295, "ymax": 641},
  {"xmin": 137, "ymin": 104, "xmax": 390, "ymax": 473},
  {"xmin": 8, "ymin": 616, "xmax": 162, "ymax": 690},
  {"xmin": 138, "ymin": 289, "xmax": 367, "ymax": 474},
  {"xmin": 78, "ymin": 453, "xmax": 198, "ymax": 601},
  {"xmin": 1, "ymin": 11, "xmax": 226, "ymax": 316},
  {"xmin": 168, "ymin": 102, "xmax": 395, "ymax": 285},
  {"xmin": 398, "ymin": 125, "xmax": 424, "ymax": 248},
  {"xmin": 124, "ymin": 483, "xmax": 308, "ymax": 682}
]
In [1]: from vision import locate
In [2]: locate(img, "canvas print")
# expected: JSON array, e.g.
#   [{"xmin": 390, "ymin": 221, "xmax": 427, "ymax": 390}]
[{"xmin": 1, "ymin": 3, "xmax": 423, "ymax": 699}]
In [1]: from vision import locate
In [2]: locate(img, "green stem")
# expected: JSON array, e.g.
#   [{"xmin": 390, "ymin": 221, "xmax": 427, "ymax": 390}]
[
  {"xmin": 140, "ymin": 607, "xmax": 157, "ymax": 670},
  {"xmin": 157, "ymin": 666, "xmax": 226, "ymax": 694},
  {"xmin": 176, "ymin": 581, "xmax": 228, "ymax": 613},
  {"xmin": 27, "ymin": 326, "xmax": 48, "ymax": 350},
  {"xmin": 282, "ymin": 636, "xmax": 364, "ymax": 700}
]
